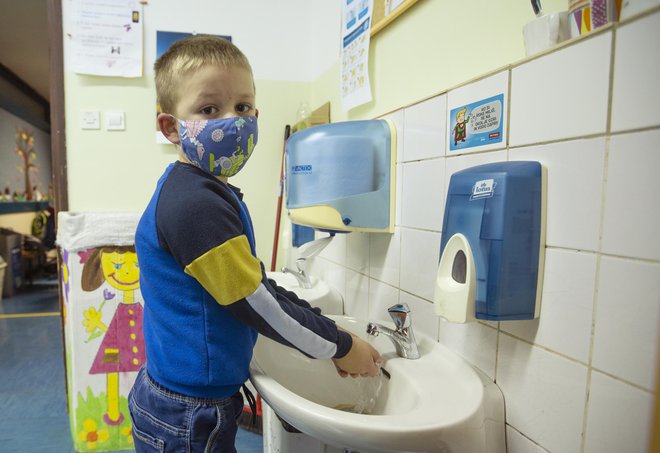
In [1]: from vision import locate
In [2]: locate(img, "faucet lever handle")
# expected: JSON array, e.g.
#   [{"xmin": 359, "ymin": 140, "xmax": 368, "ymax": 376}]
[
  {"xmin": 388, "ymin": 303, "xmax": 411, "ymax": 330},
  {"xmin": 295, "ymin": 257, "xmax": 307, "ymax": 273}
]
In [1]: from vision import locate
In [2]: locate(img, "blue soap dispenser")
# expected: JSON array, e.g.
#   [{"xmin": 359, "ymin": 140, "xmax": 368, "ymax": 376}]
[{"xmin": 434, "ymin": 161, "xmax": 547, "ymax": 322}]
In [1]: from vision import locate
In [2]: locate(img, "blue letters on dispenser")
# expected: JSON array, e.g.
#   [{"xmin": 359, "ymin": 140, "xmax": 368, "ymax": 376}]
[
  {"xmin": 434, "ymin": 161, "xmax": 546, "ymax": 321},
  {"xmin": 285, "ymin": 119, "xmax": 396, "ymax": 233}
]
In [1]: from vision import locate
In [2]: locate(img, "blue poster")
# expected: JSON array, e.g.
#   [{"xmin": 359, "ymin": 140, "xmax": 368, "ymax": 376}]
[{"xmin": 449, "ymin": 94, "xmax": 504, "ymax": 152}]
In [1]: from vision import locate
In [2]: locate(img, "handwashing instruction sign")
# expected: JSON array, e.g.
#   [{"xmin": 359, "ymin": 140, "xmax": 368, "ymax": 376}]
[
  {"xmin": 449, "ymin": 94, "xmax": 504, "ymax": 152},
  {"xmin": 341, "ymin": 0, "xmax": 374, "ymax": 111}
]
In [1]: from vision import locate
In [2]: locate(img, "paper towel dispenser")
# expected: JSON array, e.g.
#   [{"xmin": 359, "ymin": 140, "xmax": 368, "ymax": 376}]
[
  {"xmin": 434, "ymin": 161, "xmax": 546, "ymax": 321},
  {"xmin": 285, "ymin": 119, "xmax": 396, "ymax": 233}
]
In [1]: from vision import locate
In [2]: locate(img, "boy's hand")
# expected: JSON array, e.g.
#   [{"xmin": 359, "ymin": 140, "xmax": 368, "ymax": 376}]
[{"xmin": 332, "ymin": 335, "xmax": 382, "ymax": 378}]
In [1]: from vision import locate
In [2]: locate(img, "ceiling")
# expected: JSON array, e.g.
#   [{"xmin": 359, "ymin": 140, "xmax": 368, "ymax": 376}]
[{"xmin": 0, "ymin": 0, "xmax": 51, "ymax": 101}]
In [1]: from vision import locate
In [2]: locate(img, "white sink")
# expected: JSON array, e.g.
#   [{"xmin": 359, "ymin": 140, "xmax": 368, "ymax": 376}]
[
  {"xmin": 266, "ymin": 271, "xmax": 343, "ymax": 315},
  {"xmin": 250, "ymin": 315, "xmax": 506, "ymax": 453}
]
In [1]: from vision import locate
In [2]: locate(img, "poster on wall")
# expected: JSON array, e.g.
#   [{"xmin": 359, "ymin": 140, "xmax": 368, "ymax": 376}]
[
  {"xmin": 449, "ymin": 94, "xmax": 504, "ymax": 152},
  {"xmin": 340, "ymin": 0, "xmax": 374, "ymax": 112},
  {"xmin": 155, "ymin": 31, "xmax": 232, "ymax": 145},
  {"xmin": 69, "ymin": 0, "xmax": 144, "ymax": 77}
]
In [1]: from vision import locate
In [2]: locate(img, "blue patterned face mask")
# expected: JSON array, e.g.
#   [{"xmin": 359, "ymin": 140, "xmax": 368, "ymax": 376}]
[{"xmin": 175, "ymin": 116, "xmax": 258, "ymax": 177}]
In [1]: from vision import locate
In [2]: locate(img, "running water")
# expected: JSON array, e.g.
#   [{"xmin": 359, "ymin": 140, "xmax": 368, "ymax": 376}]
[{"xmin": 334, "ymin": 363, "xmax": 384, "ymax": 414}]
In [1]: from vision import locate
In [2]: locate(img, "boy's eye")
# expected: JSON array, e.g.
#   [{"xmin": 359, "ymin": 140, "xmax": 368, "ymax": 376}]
[
  {"xmin": 200, "ymin": 106, "xmax": 218, "ymax": 115},
  {"xmin": 236, "ymin": 104, "xmax": 252, "ymax": 114},
  {"xmin": 113, "ymin": 263, "xmax": 122, "ymax": 270}
]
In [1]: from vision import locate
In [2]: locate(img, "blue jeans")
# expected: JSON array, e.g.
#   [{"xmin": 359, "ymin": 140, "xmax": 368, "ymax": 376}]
[{"xmin": 128, "ymin": 367, "xmax": 244, "ymax": 453}]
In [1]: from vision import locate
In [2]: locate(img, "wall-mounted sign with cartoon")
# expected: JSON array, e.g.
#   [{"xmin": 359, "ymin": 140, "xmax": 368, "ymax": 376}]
[{"xmin": 449, "ymin": 93, "xmax": 504, "ymax": 152}]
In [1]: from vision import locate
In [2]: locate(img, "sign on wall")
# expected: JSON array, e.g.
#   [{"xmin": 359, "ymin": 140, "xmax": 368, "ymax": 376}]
[{"xmin": 69, "ymin": 0, "xmax": 144, "ymax": 77}]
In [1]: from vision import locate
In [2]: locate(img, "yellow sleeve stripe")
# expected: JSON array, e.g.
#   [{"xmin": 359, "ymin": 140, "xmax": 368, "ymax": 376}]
[{"xmin": 185, "ymin": 235, "xmax": 262, "ymax": 306}]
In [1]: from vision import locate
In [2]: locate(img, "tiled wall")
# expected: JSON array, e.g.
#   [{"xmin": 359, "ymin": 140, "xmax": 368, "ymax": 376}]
[{"xmin": 307, "ymin": 9, "xmax": 660, "ymax": 453}]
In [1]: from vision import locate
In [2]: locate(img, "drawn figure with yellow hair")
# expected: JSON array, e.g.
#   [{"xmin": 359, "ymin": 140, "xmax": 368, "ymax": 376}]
[
  {"xmin": 81, "ymin": 246, "xmax": 143, "ymax": 426},
  {"xmin": 453, "ymin": 107, "xmax": 472, "ymax": 146}
]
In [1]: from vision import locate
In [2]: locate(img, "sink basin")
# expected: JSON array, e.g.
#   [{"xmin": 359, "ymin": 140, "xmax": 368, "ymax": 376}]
[
  {"xmin": 250, "ymin": 316, "xmax": 505, "ymax": 453},
  {"xmin": 266, "ymin": 271, "xmax": 343, "ymax": 315}
]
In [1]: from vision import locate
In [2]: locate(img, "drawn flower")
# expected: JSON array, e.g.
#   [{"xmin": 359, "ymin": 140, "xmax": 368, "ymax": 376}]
[
  {"xmin": 103, "ymin": 289, "xmax": 115, "ymax": 301},
  {"xmin": 78, "ymin": 418, "xmax": 109, "ymax": 450},
  {"xmin": 83, "ymin": 307, "xmax": 106, "ymax": 334},
  {"xmin": 121, "ymin": 426, "xmax": 134, "ymax": 445}
]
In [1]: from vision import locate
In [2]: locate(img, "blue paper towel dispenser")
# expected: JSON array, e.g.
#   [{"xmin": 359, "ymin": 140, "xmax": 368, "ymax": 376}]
[
  {"xmin": 285, "ymin": 119, "xmax": 396, "ymax": 233},
  {"xmin": 434, "ymin": 161, "xmax": 547, "ymax": 321}
]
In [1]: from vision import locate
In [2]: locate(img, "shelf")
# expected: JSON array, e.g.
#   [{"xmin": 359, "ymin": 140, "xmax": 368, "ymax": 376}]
[
  {"xmin": 371, "ymin": 0, "xmax": 420, "ymax": 37},
  {"xmin": 0, "ymin": 201, "xmax": 50, "ymax": 215}
]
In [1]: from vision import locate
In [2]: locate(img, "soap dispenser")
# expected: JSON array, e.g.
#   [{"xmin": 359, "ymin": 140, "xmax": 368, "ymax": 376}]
[{"xmin": 434, "ymin": 161, "xmax": 546, "ymax": 321}]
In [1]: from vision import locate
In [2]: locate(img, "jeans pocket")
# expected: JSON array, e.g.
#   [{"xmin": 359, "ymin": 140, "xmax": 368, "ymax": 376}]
[{"xmin": 128, "ymin": 408, "xmax": 165, "ymax": 453}]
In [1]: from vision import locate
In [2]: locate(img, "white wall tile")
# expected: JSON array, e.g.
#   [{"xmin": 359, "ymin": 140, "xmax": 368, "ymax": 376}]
[
  {"xmin": 399, "ymin": 227, "xmax": 442, "ymax": 301},
  {"xmin": 502, "ymin": 249, "xmax": 597, "ymax": 363},
  {"xmin": 446, "ymin": 71, "xmax": 509, "ymax": 154},
  {"xmin": 367, "ymin": 279, "xmax": 400, "ymax": 324},
  {"xmin": 497, "ymin": 334, "xmax": 588, "ymax": 453},
  {"xmin": 395, "ymin": 162, "xmax": 403, "ymax": 225},
  {"xmin": 592, "ymin": 256, "xmax": 660, "ymax": 390},
  {"xmin": 402, "ymin": 95, "xmax": 447, "ymax": 161},
  {"xmin": 344, "ymin": 268, "xmax": 369, "ymax": 319},
  {"xmin": 399, "ymin": 291, "xmax": 439, "ymax": 342},
  {"xmin": 369, "ymin": 227, "xmax": 401, "ymax": 287},
  {"xmin": 346, "ymin": 231, "xmax": 370, "ymax": 273},
  {"xmin": 506, "ymin": 426, "xmax": 550, "ymax": 453},
  {"xmin": 317, "ymin": 231, "xmax": 347, "ymax": 265},
  {"xmin": 510, "ymin": 138, "xmax": 606, "ymax": 252},
  {"xmin": 510, "ymin": 32, "xmax": 611, "ymax": 146},
  {"xmin": 602, "ymin": 130, "xmax": 660, "ymax": 261},
  {"xmin": 438, "ymin": 319, "xmax": 498, "ymax": 379},
  {"xmin": 611, "ymin": 11, "xmax": 660, "ymax": 132},
  {"xmin": 313, "ymin": 259, "xmax": 346, "ymax": 308},
  {"xmin": 584, "ymin": 371, "xmax": 654, "ymax": 453},
  {"xmin": 400, "ymin": 158, "xmax": 446, "ymax": 231}
]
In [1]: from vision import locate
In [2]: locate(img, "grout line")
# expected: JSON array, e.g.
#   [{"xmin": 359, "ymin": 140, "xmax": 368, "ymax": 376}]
[
  {"xmin": 606, "ymin": 25, "xmax": 617, "ymax": 135},
  {"xmin": 506, "ymin": 424, "xmax": 552, "ymax": 452},
  {"xmin": 579, "ymin": 67, "xmax": 614, "ymax": 447},
  {"xmin": 0, "ymin": 312, "xmax": 61, "ymax": 319}
]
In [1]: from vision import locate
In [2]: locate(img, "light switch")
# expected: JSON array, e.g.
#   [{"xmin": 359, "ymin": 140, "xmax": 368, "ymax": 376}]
[
  {"xmin": 80, "ymin": 110, "xmax": 100, "ymax": 130},
  {"xmin": 106, "ymin": 111, "xmax": 125, "ymax": 130}
]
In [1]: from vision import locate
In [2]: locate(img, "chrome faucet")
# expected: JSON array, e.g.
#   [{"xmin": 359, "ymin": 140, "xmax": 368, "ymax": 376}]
[
  {"xmin": 281, "ymin": 235, "xmax": 335, "ymax": 289},
  {"xmin": 281, "ymin": 257, "xmax": 312, "ymax": 289},
  {"xmin": 366, "ymin": 303, "xmax": 420, "ymax": 359}
]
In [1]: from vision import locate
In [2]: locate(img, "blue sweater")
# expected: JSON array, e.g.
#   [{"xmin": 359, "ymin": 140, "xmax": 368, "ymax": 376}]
[{"xmin": 136, "ymin": 162, "xmax": 351, "ymax": 398}]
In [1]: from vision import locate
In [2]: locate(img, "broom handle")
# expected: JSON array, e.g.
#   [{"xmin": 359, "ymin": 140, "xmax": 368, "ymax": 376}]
[{"xmin": 270, "ymin": 125, "xmax": 291, "ymax": 272}]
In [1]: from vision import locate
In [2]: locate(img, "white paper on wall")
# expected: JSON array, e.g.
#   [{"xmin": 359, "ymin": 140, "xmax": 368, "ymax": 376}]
[
  {"xmin": 69, "ymin": 0, "xmax": 144, "ymax": 77},
  {"xmin": 341, "ymin": 0, "xmax": 374, "ymax": 111}
]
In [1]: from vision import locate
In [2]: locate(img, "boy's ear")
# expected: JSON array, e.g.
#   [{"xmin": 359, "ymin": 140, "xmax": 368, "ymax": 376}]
[
  {"xmin": 255, "ymin": 108, "xmax": 259, "ymax": 119},
  {"xmin": 157, "ymin": 113, "xmax": 180, "ymax": 144}
]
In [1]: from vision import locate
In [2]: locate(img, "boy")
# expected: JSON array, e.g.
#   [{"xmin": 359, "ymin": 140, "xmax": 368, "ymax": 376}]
[{"xmin": 128, "ymin": 35, "xmax": 382, "ymax": 453}]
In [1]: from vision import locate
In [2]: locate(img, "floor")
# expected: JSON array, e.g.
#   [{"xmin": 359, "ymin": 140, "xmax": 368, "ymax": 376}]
[{"xmin": 0, "ymin": 279, "xmax": 263, "ymax": 453}]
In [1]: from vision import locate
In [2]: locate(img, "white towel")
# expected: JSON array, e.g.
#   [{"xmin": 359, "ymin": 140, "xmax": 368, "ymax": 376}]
[{"xmin": 56, "ymin": 211, "xmax": 141, "ymax": 252}]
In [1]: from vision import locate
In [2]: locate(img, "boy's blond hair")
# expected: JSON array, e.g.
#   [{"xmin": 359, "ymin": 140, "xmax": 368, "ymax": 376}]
[{"xmin": 154, "ymin": 35, "xmax": 253, "ymax": 114}]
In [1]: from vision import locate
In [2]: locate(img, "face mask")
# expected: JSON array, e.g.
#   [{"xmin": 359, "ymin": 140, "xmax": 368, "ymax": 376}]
[{"xmin": 175, "ymin": 116, "xmax": 258, "ymax": 177}]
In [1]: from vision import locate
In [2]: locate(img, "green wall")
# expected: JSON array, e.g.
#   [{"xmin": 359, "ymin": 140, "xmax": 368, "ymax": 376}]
[{"xmin": 311, "ymin": 0, "xmax": 567, "ymax": 121}]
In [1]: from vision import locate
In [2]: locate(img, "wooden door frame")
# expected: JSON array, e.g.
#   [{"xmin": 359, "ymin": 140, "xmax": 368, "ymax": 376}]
[{"xmin": 47, "ymin": 0, "xmax": 68, "ymax": 216}]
